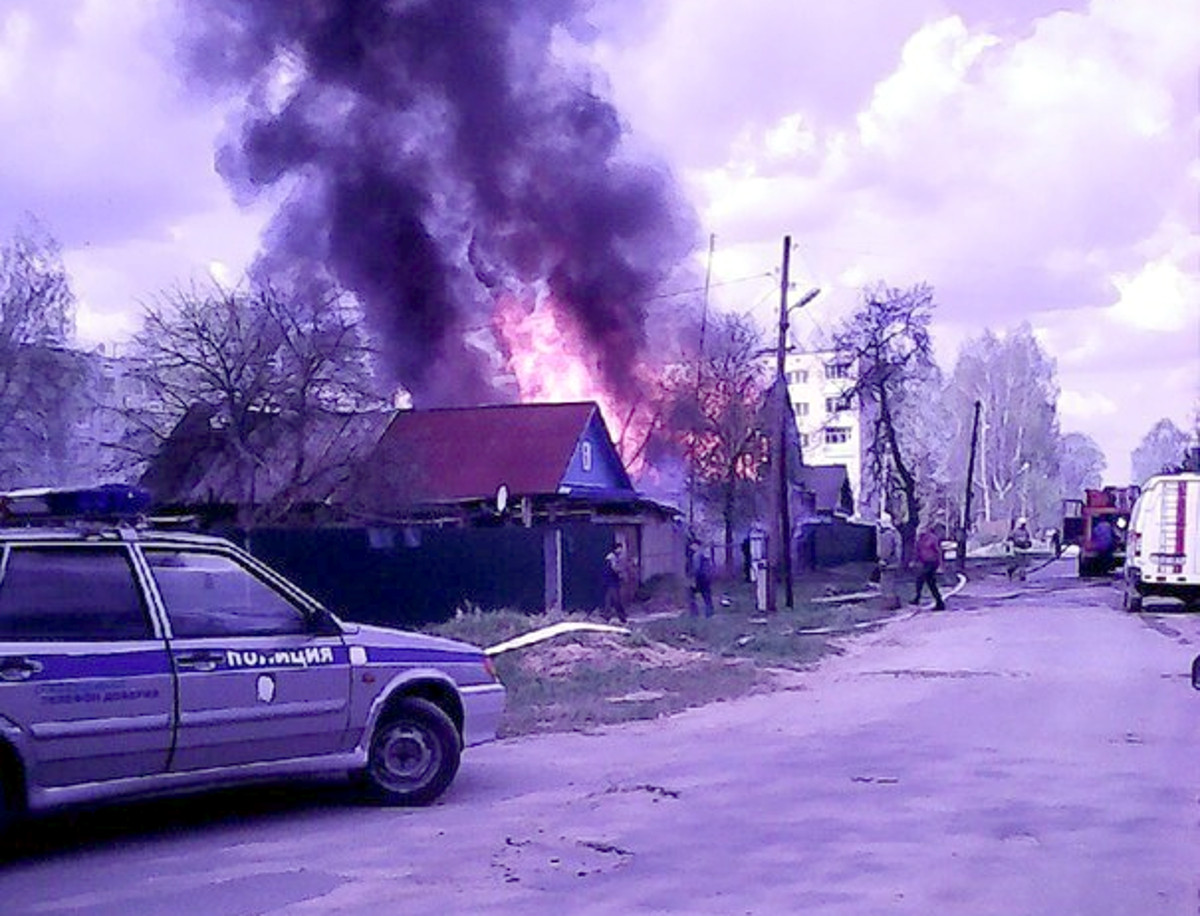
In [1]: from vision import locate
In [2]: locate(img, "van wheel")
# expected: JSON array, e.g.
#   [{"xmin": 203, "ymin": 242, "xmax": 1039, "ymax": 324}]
[{"xmin": 362, "ymin": 698, "xmax": 461, "ymax": 807}]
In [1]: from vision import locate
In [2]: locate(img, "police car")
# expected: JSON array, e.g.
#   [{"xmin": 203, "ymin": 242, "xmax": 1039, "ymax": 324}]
[{"xmin": 0, "ymin": 485, "xmax": 505, "ymax": 832}]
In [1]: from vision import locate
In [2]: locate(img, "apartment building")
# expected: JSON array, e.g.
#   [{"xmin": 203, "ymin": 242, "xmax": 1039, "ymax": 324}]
[{"xmin": 782, "ymin": 349, "xmax": 863, "ymax": 505}]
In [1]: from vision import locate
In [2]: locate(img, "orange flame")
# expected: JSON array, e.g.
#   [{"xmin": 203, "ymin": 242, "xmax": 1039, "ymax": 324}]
[{"xmin": 494, "ymin": 293, "xmax": 655, "ymax": 475}]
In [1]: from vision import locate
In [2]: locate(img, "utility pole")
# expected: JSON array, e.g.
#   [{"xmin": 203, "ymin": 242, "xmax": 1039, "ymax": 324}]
[
  {"xmin": 773, "ymin": 238, "xmax": 820, "ymax": 610},
  {"xmin": 687, "ymin": 233, "xmax": 716, "ymax": 530},
  {"xmin": 959, "ymin": 399, "xmax": 982, "ymax": 573},
  {"xmin": 776, "ymin": 237, "xmax": 794, "ymax": 609}
]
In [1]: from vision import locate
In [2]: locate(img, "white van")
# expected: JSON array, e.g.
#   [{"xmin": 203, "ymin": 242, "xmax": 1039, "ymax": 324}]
[{"xmin": 1122, "ymin": 472, "xmax": 1200, "ymax": 612}]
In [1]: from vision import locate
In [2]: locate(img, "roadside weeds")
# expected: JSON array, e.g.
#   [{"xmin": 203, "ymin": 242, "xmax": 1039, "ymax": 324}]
[{"xmin": 427, "ymin": 564, "xmax": 911, "ymax": 738}]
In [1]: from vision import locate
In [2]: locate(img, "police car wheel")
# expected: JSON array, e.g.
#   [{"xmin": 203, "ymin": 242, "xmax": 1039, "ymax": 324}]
[
  {"xmin": 0, "ymin": 777, "xmax": 12, "ymax": 836},
  {"xmin": 364, "ymin": 698, "xmax": 461, "ymax": 806}
]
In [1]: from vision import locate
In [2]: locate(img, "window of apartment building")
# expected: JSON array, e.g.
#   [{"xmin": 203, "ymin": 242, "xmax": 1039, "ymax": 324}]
[
  {"xmin": 824, "ymin": 426, "xmax": 852, "ymax": 445},
  {"xmin": 799, "ymin": 432, "xmax": 811, "ymax": 448},
  {"xmin": 786, "ymin": 369, "xmax": 809, "ymax": 384},
  {"xmin": 795, "ymin": 401, "xmax": 810, "ymax": 417},
  {"xmin": 824, "ymin": 394, "xmax": 853, "ymax": 414},
  {"xmin": 824, "ymin": 361, "xmax": 852, "ymax": 380}
]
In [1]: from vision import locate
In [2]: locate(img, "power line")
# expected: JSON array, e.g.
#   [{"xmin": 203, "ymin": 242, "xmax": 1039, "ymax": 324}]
[{"xmin": 642, "ymin": 271, "xmax": 775, "ymax": 301}]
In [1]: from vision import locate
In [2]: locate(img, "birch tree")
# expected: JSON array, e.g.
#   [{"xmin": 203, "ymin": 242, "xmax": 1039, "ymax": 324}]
[
  {"xmin": 945, "ymin": 324, "xmax": 1060, "ymax": 528},
  {"xmin": 1059, "ymin": 431, "xmax": 1106, "ymax": 498},
  {"xmin": 0, "ymin": 218, "xmax": 79, "ymax": 487},
  {"xmin": 1131, "ymin": 418, "xmax": 1192, "ymax": 483}
]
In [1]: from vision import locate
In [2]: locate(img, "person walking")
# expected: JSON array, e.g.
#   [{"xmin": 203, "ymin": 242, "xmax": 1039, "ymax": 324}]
[
  {"xmin": 911, "ymin": 522, "xmax": 946, "ymax": 610},
  {"xmin": 1006, "ymin": 517, "xmax": 1033, "ymax": 581}
]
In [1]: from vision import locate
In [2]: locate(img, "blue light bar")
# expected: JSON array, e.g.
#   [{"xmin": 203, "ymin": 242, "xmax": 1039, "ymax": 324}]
[{"xmin": 0, "ymin": 485, "xmax": 152, "ymax": 521}]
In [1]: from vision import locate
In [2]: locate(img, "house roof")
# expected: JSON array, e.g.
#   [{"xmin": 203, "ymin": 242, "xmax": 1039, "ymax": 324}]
[
  {"xmin": 354, "ymin": 401, "xmax": 620, "ymax": 505},
  {"xmin": 797, "ymin": 464, "xmax": 852, "ymax": 514},
  {"xmin": 144, "ymin": 399, "xmax": 645, "ymax": 519},
  {"xmin": 142, "ymin": 408, "xmax": 396, "ymax": 508}
]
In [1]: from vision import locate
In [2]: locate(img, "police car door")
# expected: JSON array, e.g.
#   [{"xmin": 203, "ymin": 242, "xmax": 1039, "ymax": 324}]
[
  {"xmin": 0, "ymin": 543, "xmax": 173, "ymax": 787},
  {"xmin": 139, "ymin": 547, "xmax": 350, "ymax": 772}
]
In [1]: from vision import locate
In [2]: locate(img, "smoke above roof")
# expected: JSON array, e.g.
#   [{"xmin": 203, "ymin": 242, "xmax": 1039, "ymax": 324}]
[{"xmin": 175, "ymin": 0, "xmax": 697, "ymax": 406}]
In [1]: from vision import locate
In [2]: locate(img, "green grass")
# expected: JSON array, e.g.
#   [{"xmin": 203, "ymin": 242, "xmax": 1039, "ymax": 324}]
[{"xmin": 426, "ymin": 565, "xmax": 904, "ymax": 738}]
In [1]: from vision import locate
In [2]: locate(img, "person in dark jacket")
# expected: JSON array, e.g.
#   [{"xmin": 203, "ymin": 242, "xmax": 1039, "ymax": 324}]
[
  {"xmin": 688, "ymin": 538, "xmax": 715, "ymax": 618},
  {"xmin": 601, "ymin": 543, "xmax": 628, "ymax": 622},
  {"xmin": 1090, "ymin": 517, "xmax": 1117, "ymax": 573},
  {"xmin": 911, "ymin": 523, "xmax": 946, "ymax": 610}
]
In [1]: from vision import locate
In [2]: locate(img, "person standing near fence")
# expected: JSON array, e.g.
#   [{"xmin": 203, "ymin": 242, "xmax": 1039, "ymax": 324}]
[
  {"xmin": 876, "ymin": 513, "xmax": 902, "ymax": 610},
  {"xmin": 687, "ymin": 537, "xmax": 715, "ymax": 618},
  {"xmin": 601, "ymin": 542, "xmax": 628, "ymax": 622}
]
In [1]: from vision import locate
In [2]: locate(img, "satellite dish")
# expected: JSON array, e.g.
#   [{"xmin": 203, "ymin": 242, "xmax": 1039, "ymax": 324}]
[{"xmin": 496, "ymin": 484, "xmax": 509, "ymax": 514}]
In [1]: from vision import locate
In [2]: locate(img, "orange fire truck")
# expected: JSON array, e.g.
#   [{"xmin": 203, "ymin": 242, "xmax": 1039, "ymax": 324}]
[{"xmin": 1061, "ymin": 485, "xmax": 1141, "ymax": 577}]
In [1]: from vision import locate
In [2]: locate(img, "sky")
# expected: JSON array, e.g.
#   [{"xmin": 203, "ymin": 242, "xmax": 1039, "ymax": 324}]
[{"xmin": 1, "ymin": 0, "xmax": 1197, "ymax": 482}]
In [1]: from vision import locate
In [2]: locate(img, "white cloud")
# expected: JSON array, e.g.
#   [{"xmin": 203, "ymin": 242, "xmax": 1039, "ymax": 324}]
[
  {"xmin": 1059, "ymin": 389, "xmax": 1118, "ymax": 420},
  {"xmin": 856, "ymin": 16, "xmax": 999, "ymax": 151},
  {"xmin": 1109, "ymin": 255, "xmax": 1198, "ymax": 333}
]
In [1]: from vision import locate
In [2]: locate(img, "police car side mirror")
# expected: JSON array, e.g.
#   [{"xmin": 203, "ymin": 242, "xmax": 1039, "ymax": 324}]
[
  {"xmin": 308, "ymin": 608, "xmax": 343, "ymax": 637},
  {"xmin": 1192, "ymin": 655, "xmax": 1200, "ymax": 691}
]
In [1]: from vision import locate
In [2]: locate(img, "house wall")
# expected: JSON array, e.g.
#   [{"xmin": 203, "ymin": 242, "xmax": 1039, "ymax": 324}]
[{"xmin": 640, "ymin": 518, "xmax": 686, "ymax": 580}]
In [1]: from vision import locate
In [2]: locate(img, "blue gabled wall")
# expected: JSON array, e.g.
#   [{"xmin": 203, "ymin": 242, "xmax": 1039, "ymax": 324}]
[{"xmin": 559, "ymin": 411, "xmax": 633, "ymax": 493}]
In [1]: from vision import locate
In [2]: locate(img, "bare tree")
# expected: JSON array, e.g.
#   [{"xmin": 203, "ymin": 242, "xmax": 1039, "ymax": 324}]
[
  {"xmin": 660, "ymin": 313, "xmax": 770, "ymax": 561},
  {"xmin": 125, "ymin": 281, "xmax": 384, "ymax": 517},
  {"xmin": 0, "ymin": 218, "xmax": 78, "ymax": 487},
  {"xmin": 832, "ymin": 284, "xmax": 940, "ymax": 559}
]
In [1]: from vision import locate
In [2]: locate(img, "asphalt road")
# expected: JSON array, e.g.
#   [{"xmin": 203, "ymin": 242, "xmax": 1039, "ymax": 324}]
[{"xmin": 2, "ymin": 558, "xmax": 1197, "ymax": 915}]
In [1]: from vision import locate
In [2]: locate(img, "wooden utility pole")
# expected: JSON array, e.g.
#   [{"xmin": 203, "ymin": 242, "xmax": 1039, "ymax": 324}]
[
  {"xmin": 770, "ymin": 238, "xmax": 820, "ymax": 611},
  {"xmin": 959, "ymin": 399, "xmax": 982, "ymax": 573},
  {"xmin": 688, "ymin": 233, "xmax": 717, "ymax": 530},
  {"xmin": 776, "ymin": 236, "xmax": 794, "ymax": 609}
]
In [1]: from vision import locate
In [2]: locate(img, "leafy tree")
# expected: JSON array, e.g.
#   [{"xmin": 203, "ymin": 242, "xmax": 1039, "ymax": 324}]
[
  {"xmin": 1059, "ymin": 432, "xmax": 1106, "ymax": 499},
  {"xmin": 0, "ymin": 217, "xmax": 80, "ymax": 487},
  {"xmin": 944, "ymin": 324, "xmax": 1061, "ymax": 530},
  {"xmin": 831, "ymin": 283, "xmax": 940, "ymax": 559},
  {"xmin": 126, "ymin": 281, "xmax": 382, "ymax": 518},
  {"xmin": 1131, "ymin": 418, "xmax": 1192, "ymax": 483},
  {"xmin": 659, "ymin": 313, "xmax": 770, "ymax": 561}
]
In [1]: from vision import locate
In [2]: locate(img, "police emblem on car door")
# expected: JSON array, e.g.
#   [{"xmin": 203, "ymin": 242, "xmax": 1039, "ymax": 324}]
[{"xmin": 141, "ymin": 548, "xmax": 351, "ymax": 771}]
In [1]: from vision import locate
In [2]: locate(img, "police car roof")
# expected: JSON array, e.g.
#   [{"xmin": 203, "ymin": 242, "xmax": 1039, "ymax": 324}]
[{"xmin": 0, "ymin": 525, "xmax": 231, "ymax": 547}]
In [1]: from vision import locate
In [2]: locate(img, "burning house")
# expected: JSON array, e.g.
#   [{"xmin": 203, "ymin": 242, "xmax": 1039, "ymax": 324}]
[{"xmin": 142, "ymin": 400, "xmax": 682, "ymax": 625}]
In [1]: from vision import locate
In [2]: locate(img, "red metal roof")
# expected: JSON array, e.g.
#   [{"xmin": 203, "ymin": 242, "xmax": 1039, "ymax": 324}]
[{"xmin": 367, "ymin": 402, "xmax": 601, "ymax": 503}]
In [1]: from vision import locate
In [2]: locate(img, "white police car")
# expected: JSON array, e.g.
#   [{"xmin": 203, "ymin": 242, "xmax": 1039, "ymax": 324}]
[{"xmin": 0, "ymin": 486, "xmax": 505, "ymax": 832}]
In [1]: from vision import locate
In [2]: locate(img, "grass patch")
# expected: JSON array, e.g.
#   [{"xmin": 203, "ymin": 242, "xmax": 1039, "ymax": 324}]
[{"xmin": 426, "ymin": 564, "xmax": 906, "ymax": 738}]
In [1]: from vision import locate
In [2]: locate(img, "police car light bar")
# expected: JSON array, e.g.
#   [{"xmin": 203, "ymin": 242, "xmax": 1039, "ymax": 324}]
[{"xmin": 0, "ymin": 484, "xmax": 152, "ymax": 522}]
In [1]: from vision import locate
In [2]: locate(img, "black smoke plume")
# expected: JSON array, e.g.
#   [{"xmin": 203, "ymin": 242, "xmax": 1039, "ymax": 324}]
[{"xmin": 175, "ymin": 0, "xmax": 697, "ymax": 406}]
